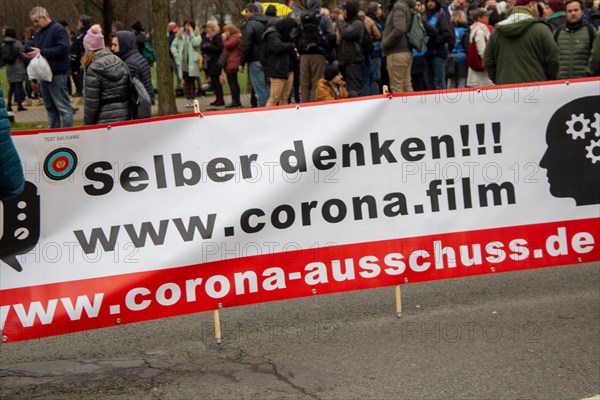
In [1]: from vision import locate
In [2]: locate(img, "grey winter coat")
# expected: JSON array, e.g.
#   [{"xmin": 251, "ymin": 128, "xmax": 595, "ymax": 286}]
[
  {"xmin": 83, "ymin": 49, "xmax": 131, "ymax": 125},
  {"xmin": 1, "ymin": 37, "xmax": 27, "ymax": 83}
]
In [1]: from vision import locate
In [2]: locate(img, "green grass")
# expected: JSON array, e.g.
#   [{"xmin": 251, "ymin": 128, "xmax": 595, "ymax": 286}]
[{"xmin": 150, "ymin": 65, "xmax": 250, "ymax": 96}]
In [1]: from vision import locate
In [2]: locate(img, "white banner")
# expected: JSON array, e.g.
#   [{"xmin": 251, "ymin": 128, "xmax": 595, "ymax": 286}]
[{"xmin": 1, "ymin": 78, "xmax": 599, "ymax": 342}]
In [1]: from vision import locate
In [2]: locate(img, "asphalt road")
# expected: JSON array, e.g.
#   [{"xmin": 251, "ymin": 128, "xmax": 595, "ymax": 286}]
[{"xmin": 1, "ymin": 262, "xmax": 598, "ymax": 400}]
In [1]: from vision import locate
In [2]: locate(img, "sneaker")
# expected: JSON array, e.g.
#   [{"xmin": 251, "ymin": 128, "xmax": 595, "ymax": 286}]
[
  {"xmin": 185, "ymin": 99, "xmax": 194, "ymax": 108},
  {"xmin": 225, "ymin": 103, "xmax": 242, "ymax": 108},
  {"xmin": 22, "ymin": 99, "xmax": 33, "ymax": 107},
  {"xmin": 17, "ymin": 105, "xmax": 28, "ymax": 111},
  {"xmin": 34, "ymin": 99, "xmax": 43, "ymax": 106},
  {"xmin": 6, "ymin": 105, "xmax": 13, "ymax": 112}
]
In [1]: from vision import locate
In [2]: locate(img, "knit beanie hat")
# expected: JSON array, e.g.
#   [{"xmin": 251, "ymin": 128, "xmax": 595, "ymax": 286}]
[
  {"xmin": 324, "ymin": 65, "xmax": 340, "ymax": 81},
  {"xmin": 131, "ymin": 20, "xmax": 144, "ymax": 32},
  {"xmin": 547, "ymin": 0, "xmax": 565, "ymax": 12},
  {"xmin": 83, "ymin": 24, "xmax": 104, "ymax": 51}
]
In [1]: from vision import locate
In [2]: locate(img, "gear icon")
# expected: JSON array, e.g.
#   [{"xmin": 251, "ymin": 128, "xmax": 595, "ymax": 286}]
[
  {"xmin": 566, "ymin": 113, "xmax": 591, "ymax": 140},
  {"xmin": 585, "ymin": 139, "xmax": 600, "ymax": 164},
  {"xmin": 592, "ymin": 113, "xmax": 600, "ymax": 137}
]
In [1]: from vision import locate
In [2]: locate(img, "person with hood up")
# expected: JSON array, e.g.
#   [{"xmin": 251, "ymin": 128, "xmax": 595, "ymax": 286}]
[
  {"xmin": 483, "ymin": 0, "xmax": 559, "ymax": 84},
  {"xmin": 111, "ymin": 30, "xmax": 154, "ymax": 104},
  {"xmin": 131, "ymin": 21, "xmax": 147, "ymax": 55},
  {"xmin": 81, "ymin": 24, "xmax": 132, "ymax": 125},
  {"xmin": 336, "ymin": 0, "xmax": 367, "ymax": 97},
  {"xmin": 170, "ymin": 19, "xmax": 202, "ymax": 108},
  {"xmin": 262, "ymin": 17, "xmax": 298, "ymax": 106}
]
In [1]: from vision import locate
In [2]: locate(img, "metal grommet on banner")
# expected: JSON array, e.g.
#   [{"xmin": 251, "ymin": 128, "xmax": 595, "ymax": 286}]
[
  {"xmin": 2, "ymin": 336, "xmax": 7, "ymax": 342},
  {"xmin": 116, "ymin": 318, "xmax": 121, "ymax": 324},
  {"xmin": 578, "ymin": 257, "xmax": 582, "ymax": 262},
  {"xmin": 218, "ymin": 302, "xmax": 223, "ymax": 309},
  {"xmin": 477, "ymin": 89, "xmax": 482, "ymax": 94},
  {"xmin": 295, "ymin": 105, "xmax": 300, "ymax": 110},
  {"xmin": 403, "ymin": 277, "xmax": 409, "ymax": 284},
  {"xmin": 106, "ymin": 125, "xmax": 112, "ymax": 132},
  {"xmin": 490, "ymin": 267, "xmax": 496, "ymax": 273},
  {"xmin": 565, "ymin": 81, "xmax": 570, "ymax": 86},
  {"xmin": 311, "ymin": 288, "xmax": 317, "ymax": 294}
]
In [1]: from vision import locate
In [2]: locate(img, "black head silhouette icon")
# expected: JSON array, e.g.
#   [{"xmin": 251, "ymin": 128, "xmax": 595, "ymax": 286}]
[{"xmin": 540, "ymin": 96, "xmax": 600, "ymax": 206}]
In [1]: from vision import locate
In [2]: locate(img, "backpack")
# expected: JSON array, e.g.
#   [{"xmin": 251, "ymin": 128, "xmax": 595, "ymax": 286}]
[
  {"xmin": 130, "ymin": 77, "xmax": 152, "ymax": 119},
  {"xmin": 407, "ymin": 14, "xmax": 427, "ymax": 53},
  {"xmin": 0, "ymin": 41, "xmax": 18, "ymax": 65},
  {"xmin": 142, "ymin": 39, "xmax": 156, "ymax": 65},
  {"xmin": 467, "ymin": 37, "xmax": 485, "ymax": 71},
  {"xmin": 299, "ymin": 12, "xmax": 330, "ymax": 54}
]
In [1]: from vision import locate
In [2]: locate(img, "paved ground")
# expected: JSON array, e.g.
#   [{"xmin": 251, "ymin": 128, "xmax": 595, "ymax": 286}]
[
  {"xmin": 1, "ymin": 262, "xmax": 598, "ymax": 399},
  {"xmin": 7, "ymin": 92, "xmax": 250, "ymax": 127}
]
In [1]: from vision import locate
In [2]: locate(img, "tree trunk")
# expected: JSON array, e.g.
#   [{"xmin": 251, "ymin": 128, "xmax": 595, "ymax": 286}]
[{"xmin": 152, "ymin": 0, "xmax": 178, "ymax": 115}]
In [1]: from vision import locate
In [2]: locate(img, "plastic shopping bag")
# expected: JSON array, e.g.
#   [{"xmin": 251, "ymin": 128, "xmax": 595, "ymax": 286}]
[{"xmin": 27, "ymin": 53, "xmax": 53, "ymax": 82}]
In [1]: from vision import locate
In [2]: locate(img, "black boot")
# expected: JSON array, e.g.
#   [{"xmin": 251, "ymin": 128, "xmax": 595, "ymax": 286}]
[{"xmin": 17, "ymin": 103, "xmax": 27, "ymax": 111}]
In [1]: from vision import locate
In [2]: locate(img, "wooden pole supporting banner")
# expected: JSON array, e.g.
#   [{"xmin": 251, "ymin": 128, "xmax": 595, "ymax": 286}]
[
  {"xmin": 213, "ymin": 309, "xmax": 222, "ymax": 344},
  {"xmin": 395, "ymin": 285, "xmax": 402, "ymax": 318},
  {"xmin": 193, "ymin": 99, "xmax": 201, "ymax": 114},
  {"xmin": 382, "ymin": 85, "xmax": 389, "ymax": 95}
]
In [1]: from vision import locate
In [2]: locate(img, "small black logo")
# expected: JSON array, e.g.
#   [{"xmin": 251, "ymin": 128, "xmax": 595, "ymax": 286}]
[
  {"xmin": 0, "ymin": 182, "xmax": 41, "ymax": 272},
  {"xmin": 540, "ymin": 96, "xmax": 600, "ymax": 205}
]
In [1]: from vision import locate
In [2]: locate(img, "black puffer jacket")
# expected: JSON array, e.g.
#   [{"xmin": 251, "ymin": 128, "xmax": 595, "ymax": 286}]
[
  {"xmin": 424, "ymin": 0, "xmax": 454, "ymax": 58},
  {"xmin": 201, "ymin": 33, "xmax": 224, "ymax": 77},
  {"xmin": 240, "ymin": 14, "xmax": 269, "ymax": 66},
  {"xmin": 83, "ymin": 49, "xmax": 131, "ymax": 125}
]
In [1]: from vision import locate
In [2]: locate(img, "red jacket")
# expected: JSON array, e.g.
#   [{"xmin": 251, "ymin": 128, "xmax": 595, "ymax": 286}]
[{"xmin": 222, "ymin": 33, "xmax": 242, "ymax": 73}]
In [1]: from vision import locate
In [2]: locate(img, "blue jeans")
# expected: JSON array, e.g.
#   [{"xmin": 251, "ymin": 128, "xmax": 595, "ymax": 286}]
[
  {"xmin": 249, "ymin": 61, "xmax": 269, "ymax": 107},
  {"xmin": 369, "ymin": 56, "xmax": 382, "ymax": 95},
  {"xmin": 424, "ymin": 56, "xmax": 447, "ymax": 90},
  {"xmin": 40, "ymin": 74, "xmax": 73, "ymax": 128}
]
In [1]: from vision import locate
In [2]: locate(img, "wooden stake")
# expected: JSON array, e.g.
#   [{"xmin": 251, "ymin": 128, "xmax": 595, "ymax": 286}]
[
  {"xmin": 193, "ymin": 99, "xmax": 201, "ymax": 114},
  {"xmin": 382, "ymin": 85, "xmax": 389, "ymax": 95},
  {"xmin": 213, "ymin": 309, "xmax": 221, "ymax": 344},
  {"xmin": 395, "ymin": 285, "xmax": 402, "ymax": 318}
]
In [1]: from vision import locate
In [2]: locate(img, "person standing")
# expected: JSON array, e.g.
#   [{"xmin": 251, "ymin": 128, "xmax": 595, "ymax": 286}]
[
  {"xmin": 554, "ymin": 0, "xmax": 598, "ymax": 79},
  {"xmin": 297, "ymin": 0, "xmax": 336, "ymax": 102},
  {"xmin": 171, "ymin": 19, "xmax": 203, "ymax": 108},
  {"xmin": 71, "ymin": 15, "xmax": 91, "ymax": 97},
  {"xmin": 336, "ymin": 0, "xmax": 367, "ymax": 97},
  {"xmin": 366, "ymin": 2, "xmax": 385, "ymax": 95},
  {"xmin": 222, "ymin": 24, "xmax": 243, "ymax": 108},
  {"xmin": 544, "ymin": 0, "xmax": 566, "ymax": 30},
  {"xmin": 239, "ymin": 3, "xmax": 270, "ymax": 107},
  {"xmin": 466, "ymin": 9, "xmax": 494, "ymax": 87},
  {"xmin": 110, "ymin": 30, "xmax": 154, "ymax": 100},
  {"xmin": 447, "ymin": 11, "xmax": 470, "ymax": 88},
  {"xmin": 26, "ymin": 6, "xmax": 73, "ymax": 128},
  {"xmin": 382, "ymin": 0, "xmax": 415, "ymax": 93},
  {"xmin": 81, "ymin": 25, "xmax": 131, "ymax": 125},
  {"xmin": 263, "ymin": 17, "xmax": 298, "ymax": 106},
  {"xmin": 167, "ymin": 21, "xmax": 182, "ymax": 90},
  {"xmin": 483, "ymin": 0, "xmax": 559, "ymax": 84},
  {"xmin": 202, "ymin": 21, "xmax": 225, "ymax": 107},
  {"xmin": 423, "ymin": 0, "xmax": 454, "ymax": 90},
  {"xmin": 1, "ymin": 27, "xmax": 28, "ymax": 111}
]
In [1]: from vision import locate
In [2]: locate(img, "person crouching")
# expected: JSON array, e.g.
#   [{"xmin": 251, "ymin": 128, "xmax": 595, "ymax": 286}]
[{"xmin": 314, "ymin": 65, "xmax": 349, "ymax": 101}]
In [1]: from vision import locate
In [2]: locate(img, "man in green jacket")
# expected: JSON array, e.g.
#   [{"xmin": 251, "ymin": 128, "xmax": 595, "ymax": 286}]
[
  {"xmin": 483, "ymin": 0, "xmax": 559, "ymax": 85},
  {"xmin": 554, "ymin": 0, "xmax": 598, "ymax": 79}
]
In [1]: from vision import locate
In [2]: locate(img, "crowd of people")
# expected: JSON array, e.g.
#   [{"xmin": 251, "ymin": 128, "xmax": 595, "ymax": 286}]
[{"xmin": 0, "ymin": 1, "xmax": 599, "ymax": 128}]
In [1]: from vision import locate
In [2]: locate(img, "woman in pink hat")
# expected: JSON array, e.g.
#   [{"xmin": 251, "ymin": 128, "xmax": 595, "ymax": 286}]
[{"xmin": 81, "ymin": 24, "xmax": 132, "ymax": 125}]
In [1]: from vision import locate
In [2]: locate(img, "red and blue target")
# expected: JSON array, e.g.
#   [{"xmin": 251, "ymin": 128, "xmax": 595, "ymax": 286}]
[{"xmin": 44, "ymin": 148, "xmax": 78, "ymax": 181}]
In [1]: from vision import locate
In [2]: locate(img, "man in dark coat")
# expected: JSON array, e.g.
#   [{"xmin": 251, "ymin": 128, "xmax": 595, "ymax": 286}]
[{"xmin": 26, "ymin": 6, "xmax": 73, "ymax": 128}]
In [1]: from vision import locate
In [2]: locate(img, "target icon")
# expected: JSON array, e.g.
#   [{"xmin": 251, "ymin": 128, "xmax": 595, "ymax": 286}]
[{"xmin": 44, "ymin": 148, "xmax": 78, "ymax": 181}]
